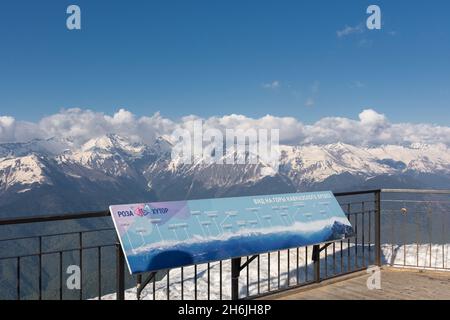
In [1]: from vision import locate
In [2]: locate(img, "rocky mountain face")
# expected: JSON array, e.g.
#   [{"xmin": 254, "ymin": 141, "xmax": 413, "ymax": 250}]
[{"xmin": 1, "ymin": 134, "xmax": 450, "ymax": 217}]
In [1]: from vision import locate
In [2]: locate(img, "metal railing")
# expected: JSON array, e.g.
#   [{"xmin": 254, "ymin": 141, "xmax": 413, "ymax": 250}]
[
  {"xmin": 380, "ymin": 189, "xmax": 450, "ymax": 271},
  {"xmin": 0, "ymin": 188, "xmax": 448, "ymax": 300},
  {"xmin": 0, "ymin": 211, "xmax": 118, "ymax": 300}
]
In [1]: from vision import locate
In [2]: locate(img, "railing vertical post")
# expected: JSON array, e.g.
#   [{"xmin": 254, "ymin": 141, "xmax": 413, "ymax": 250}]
[
  {"xmin": 116, "ymin": 242, "xmax": 125, "ymax": 300},
  {"xmin": 231, "ymin": 257, "xmax": 241, "ymax": 300},
  {"xmin": 38, "ymin": 236, "xmax": 42, "ymax": 300},
  {"xmin": 136, "ymin": 273, "xmax": 142, "ymax": 301},
  {"xmin": 17, "ymin": 257, "xmax": 20, "ymax": 300},
  {"xmin": 79, "ymin": 233, "xmax": 83, "ymax": 300},
  {"xmin": 312, "ymin": 245, "xmax": 320, "ymax": 283},
  {"xmin": 375, "ymin": 190, "xmax": 382, "ymax": 267}
]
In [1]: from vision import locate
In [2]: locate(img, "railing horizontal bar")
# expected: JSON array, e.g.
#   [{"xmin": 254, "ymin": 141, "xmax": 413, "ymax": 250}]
[
  {"xmin": 381, "ymin": 189, "xmax": 450, "ymax": 195},
  {"xmin": 0, "ymin": 244, "xmax": 116, "ymax": 260},
  {"xmin": 242, "ymin": 279, "xmax": 316, "ymax": 300},
  {"xmin": 391, "ymin": 264, "xmax": 450, "ymax": 271},
  {"xmin": 1, "ymin": 189, "xmax": 447, "ymax": 226},
  {"xmin": 383, "ymin": 210, "xmax": 448, "ymax": 214},
  {"xmin": 0, "ymin": 227, "xmax": 116, "ymax": 243},
  {"xmin": 382, "ymin": 200, "xmax": 450, "ymax": 204},
  {"xmin": 0, "ymin": 190, "xmax": 384, "ymax": 226},
  {"xmin": 334, "ymin": 189, "xmax": 381, "ymax": 197},
  {"xmin": 0, "ymin": 210, "xmax": 110, "ymax": 226}
]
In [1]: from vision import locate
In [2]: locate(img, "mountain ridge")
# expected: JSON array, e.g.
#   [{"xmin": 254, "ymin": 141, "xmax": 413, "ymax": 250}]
[{"xmin": 1, "ymin": 134, "xmax": 450, "ymax": 216}]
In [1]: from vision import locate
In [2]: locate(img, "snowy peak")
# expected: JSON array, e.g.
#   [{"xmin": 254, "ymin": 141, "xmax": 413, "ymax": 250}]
[
  {"xmin": 279, "ymin": 142, "xmax": 450, "ymax": 184},
  {"xmin": 148, "ymin": 136, "xmax": 173, "ymax": 155},
  {"xmin": 80, "ymin": 134, "xmax": 147, "ymax": 156},
  {"xmin": 0, "ymin": 154, "xmax": 52, "ymax": 191},
  {"xmin": 55, "ymin": 134, "xmax": 151, "ymax": 177},
  {"xmin": 0, "ymin": 137, "xmax": 73, "ymax": 158}
]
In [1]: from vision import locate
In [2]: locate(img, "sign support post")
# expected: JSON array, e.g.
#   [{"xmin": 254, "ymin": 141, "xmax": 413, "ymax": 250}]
[
  {"xmin": 136, "ymin": 271, "xmax": 157, "ymax": 300},
  {"xmin": 231, "ymin": 257, "xmax": 242, "ymax": 300},
  {"xmin": 116, "ymin": 242, "xmax": 125, "ymax": 300},
  {"xmin": 231, "ymin": 255, "xmax": 260, "ymax": 300},
  {"xmin": 312, "ymin": 243, "xmax": 333, "ymax": 283},
  {"xmin": 313, "ymin": 245, "xmax": 321, "ymax": 283}
]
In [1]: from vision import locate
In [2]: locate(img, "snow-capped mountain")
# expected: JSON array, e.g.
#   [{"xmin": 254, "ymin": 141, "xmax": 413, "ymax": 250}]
[
  {"xmin": 279, "ymin": 143, "xmax": 450, "ymax": 186},
  {"xmin": 0, "ymin": 154, "xmax": 51, "ymax": 193},
  {"xmin": 1, "ymin": 134, "xmax": 450, "ymax": 216}
]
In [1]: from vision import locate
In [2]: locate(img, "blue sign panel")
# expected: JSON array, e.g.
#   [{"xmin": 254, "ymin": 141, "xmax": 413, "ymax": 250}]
[{"xmin": 110, "ymin": 191, "xmax": 353, "ymax": 274}]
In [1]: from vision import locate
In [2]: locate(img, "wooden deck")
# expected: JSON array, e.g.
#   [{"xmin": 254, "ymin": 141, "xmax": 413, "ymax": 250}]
[{"xmin": 261, "ymin": 268, "xmax": 450, "ymax": 300}]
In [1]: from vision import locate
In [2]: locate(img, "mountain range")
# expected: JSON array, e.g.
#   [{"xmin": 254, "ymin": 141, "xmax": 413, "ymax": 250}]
[{"xmin": 1, "ymin": 134, "xmax": 450, "ymax": 217}]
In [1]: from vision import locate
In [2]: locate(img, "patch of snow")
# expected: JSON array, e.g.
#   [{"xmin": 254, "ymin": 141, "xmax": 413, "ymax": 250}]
[
  {"xmin": 96, "ymin": 243, "xmax": 449, "ymax": 300},
  {"xmin": 0, "ymin": 155, "xmax": 50, "ymax": 190}
]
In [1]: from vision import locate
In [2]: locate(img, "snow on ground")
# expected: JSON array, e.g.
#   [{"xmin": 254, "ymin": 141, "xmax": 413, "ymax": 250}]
[
  {"xmin": 383, "ymin": 243, "xmax": 450, "ymax": 269},
  {"xmin": 98, "ymin": 243, "xmax": 450, "ymax": 300}
]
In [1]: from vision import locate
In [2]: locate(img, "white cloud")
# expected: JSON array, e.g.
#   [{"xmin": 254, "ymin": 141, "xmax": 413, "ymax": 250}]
[
  {"xmin": 37, "ymin": 108, "xmax": 176, "ymax": 146},
  {"xmin": 359, "ymin": 109, "xmax": 387, "ymax": 125},
  {"xmin": 262, "ymin": 81, "xmax": 281, "ymax": 90},
  {"xmin": 1, "ymin": 108, "xmax": 450, "ymax": 148},
  {"xmin": 0, "ymin": 116, "xmax": 47, "ymax": 143},
  {"xmin": 0, "ymin": 116, "xmax": 15, "ymax": 127},
  {"xmin": 337, "ymin": 24, "xmax": 364, "ymax": 38}
]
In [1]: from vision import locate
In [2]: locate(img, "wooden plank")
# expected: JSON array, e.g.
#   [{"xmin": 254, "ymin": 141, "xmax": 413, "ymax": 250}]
[{"xmin": 262, "ymin": 268, "xmax": 450, "ymax": 300}]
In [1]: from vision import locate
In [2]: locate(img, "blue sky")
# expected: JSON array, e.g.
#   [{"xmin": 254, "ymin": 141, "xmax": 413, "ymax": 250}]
[{"xmin": 0, "ymin": 0, "xmax": 449, "ymax": 124}]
